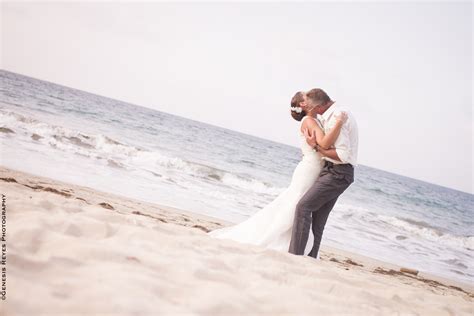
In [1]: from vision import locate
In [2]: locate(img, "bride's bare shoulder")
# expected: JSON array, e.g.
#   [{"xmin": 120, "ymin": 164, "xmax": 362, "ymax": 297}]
[
  {"xmin": 300, "ymin": 116, "xmax": 318, "ymax": 133},
  {"xmin": 301, "ymin": 116, "xmax": 318, "ymax": 126}
]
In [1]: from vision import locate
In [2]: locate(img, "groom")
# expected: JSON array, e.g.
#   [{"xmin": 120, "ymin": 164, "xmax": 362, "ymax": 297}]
[{"xmin": 289, "ymin": 88, "xmax": 358, "ymax": 259}]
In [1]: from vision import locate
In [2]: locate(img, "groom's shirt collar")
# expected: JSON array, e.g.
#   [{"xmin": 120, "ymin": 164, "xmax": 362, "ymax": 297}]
[{"xmin": 320, "ymin": 102, "xmax": 338, "ymax": 124}]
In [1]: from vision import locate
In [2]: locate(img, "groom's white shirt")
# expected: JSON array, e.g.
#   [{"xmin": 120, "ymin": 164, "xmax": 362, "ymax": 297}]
[{"xmin": 317, "ymin": 102, "xmax": 358, "ymax": 166}]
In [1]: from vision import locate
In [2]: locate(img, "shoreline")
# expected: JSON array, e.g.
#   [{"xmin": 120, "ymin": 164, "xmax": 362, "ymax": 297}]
[
  {"xmin": 1, "ymin": 165, "xmax": 470, "ymax": 290},
  {"xmin": 1, "ymin": 165, "xmax": 472, "ymax": 315}
]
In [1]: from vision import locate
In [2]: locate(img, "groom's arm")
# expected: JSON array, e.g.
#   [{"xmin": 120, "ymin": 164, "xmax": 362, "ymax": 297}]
[
  {"xmin": 317, "ymin": 147, "xmax": 342, "ymax": 162},
  {"xmin": 318, "ymin": 117, "xmax": 351, "ymax": 163}
]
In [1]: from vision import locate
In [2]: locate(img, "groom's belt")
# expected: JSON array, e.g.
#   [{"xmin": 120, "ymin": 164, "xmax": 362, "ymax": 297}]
[{"xmin": 324, "ymin": 160, "xmax": 353, "ymax": 168}]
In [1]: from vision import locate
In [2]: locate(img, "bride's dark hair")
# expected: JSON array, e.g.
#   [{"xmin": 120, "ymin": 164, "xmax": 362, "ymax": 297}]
[{"xmin": 290, "ymin": 91, "xmax": 306, "ymax": 121}]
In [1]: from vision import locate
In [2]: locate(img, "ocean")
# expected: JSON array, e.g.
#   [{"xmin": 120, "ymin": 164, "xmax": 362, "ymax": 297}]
[{"xmin": 1, "ymin": 69, "xmax": 472, "ymax": 285}]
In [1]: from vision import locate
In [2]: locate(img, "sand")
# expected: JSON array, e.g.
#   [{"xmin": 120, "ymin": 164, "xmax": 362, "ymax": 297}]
[{"xmin": 0, "ymin": 166, "xmax": 472, "ymax": 316}]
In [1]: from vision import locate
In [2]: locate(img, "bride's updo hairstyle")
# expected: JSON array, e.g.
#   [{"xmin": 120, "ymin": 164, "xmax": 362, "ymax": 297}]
[{"xmin": 290, "ymin": 91, "xmax": 306, "ymax": 121}]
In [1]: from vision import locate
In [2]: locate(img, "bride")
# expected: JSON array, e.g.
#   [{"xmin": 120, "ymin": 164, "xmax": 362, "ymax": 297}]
[{"xmin": 207, "ymin": 91, "xmax": 347, "ymax": 258}]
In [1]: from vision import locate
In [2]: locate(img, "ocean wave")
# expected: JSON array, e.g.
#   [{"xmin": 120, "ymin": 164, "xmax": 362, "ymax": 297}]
[
  {"xmin": 380, "ymin": 214, "xmax": 474, "ymax": 250},
  {"xmin": 0, "ymin": 109, "xmax": 284, "ymax": 196},
  {"xmin": 130, "ymin": 151, "xmax": 283, "ymax": 195},
  {"xmin": 334, "ymin": 204, "xmax": 474, "ymax": 250},
  {"xmin": 220, "ymin": 172, "xmax": 283, "ymax": 195},
  {"xmin": 365, "ymin": 184, "xmax": 457, "ymax": 211}
]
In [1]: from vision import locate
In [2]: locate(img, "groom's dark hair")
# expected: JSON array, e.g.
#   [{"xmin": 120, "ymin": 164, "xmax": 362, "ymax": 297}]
[{"xmin": 306, "ymin": 88, "xmax": 332, "ymax": 106}]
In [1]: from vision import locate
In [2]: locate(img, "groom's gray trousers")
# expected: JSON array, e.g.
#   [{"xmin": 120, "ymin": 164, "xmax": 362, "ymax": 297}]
[{"xmin": 289, "ymin": 160, "xmax": 354, "ymax": 257}]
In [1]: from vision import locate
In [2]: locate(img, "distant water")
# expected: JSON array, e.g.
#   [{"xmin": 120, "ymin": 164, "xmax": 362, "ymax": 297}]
[{"xmin": 1, "ymin": 70, "xmax": 473, "ymax": 285}]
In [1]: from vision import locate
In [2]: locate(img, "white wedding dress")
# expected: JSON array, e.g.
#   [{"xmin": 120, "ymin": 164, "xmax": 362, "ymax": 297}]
[{"xmin": 208, "ymin": 116, "xmax": 324, "ymax": 257}]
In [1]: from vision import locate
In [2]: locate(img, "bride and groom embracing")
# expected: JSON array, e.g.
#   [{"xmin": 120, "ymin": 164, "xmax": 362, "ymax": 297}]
[{"xmin": 208, "ymin": 88, "xmax": 359, "ymax": 260}]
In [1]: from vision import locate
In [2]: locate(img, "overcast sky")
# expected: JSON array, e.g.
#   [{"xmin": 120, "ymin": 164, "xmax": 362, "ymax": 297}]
[{"xmin": 1, "ymin": 1, "xmax": 472, "ymax": 193}]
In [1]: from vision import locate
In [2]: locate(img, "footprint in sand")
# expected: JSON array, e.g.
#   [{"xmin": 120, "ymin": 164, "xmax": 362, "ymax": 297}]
[
  {"xmin": 201, "ymin": 257, "xmax": 233, "ymax": 272},
  {"xmin": 62, "ymin": 215, "xmax": 118, "ymax": 239},
  {"xmin": 64, "ymin": 223, "xmax": 82, "ymax": 237},
  {"xmin": 8, "ymin": 253, "xmax": 50, "ymax": 272},
  {"xmin": 49, "ymin": 255, "xmax": 83, "ymax": 268},
  {"xmin": 10, "ymin": 225, "xmax": 45, "ymax": 254},
  {"xmin": 254, "ymin": 249, "xmax": 299, "ymax": 265},
  {"xmin": 215, "ymin": 243, "xmax": 254, "ymax": 255},
  {"xmin": 50, "ymin": 290, "xmax": 70, "ymax": 300},
  {"xmin": 193, "ymin": 267, "xmax": 243, "ymax": 286},
  {"xmin": 37, "ymin": 199, "xmax": 57, "ymax": 210},
  {"xmin": 63, "ymin": 206, "xmax": 83, "ymax": 213}
]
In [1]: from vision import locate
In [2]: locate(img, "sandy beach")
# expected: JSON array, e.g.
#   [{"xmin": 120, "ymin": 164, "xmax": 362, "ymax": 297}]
[{"xmin": 0, "ymin": 165, "xmax": 472, "ymax": 316}]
